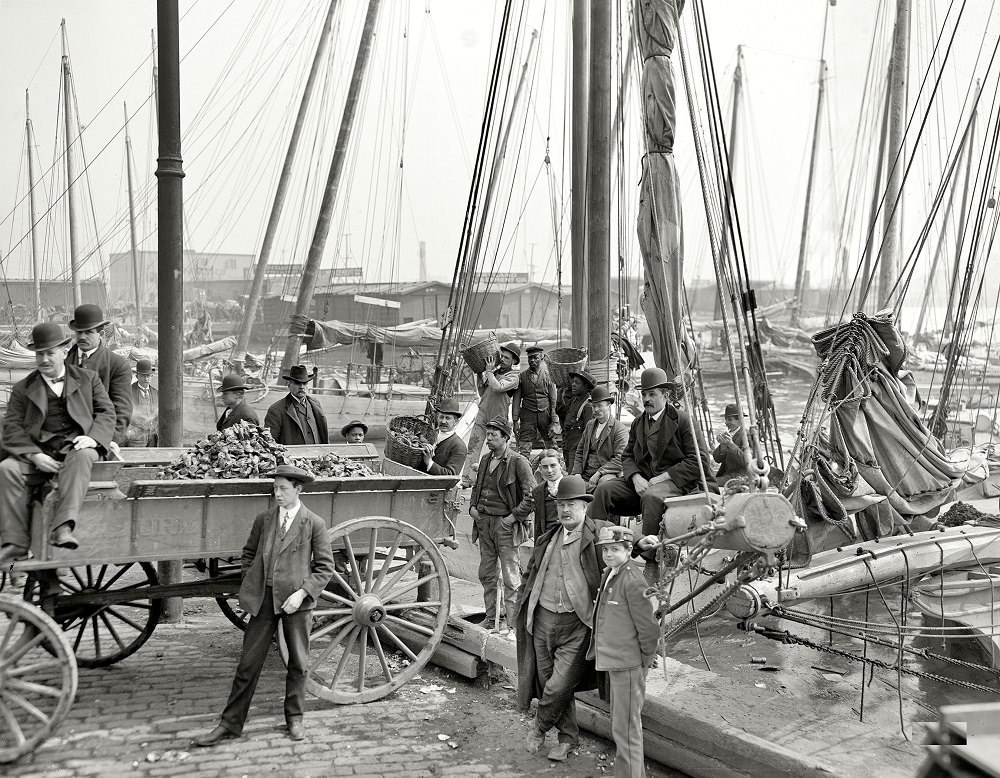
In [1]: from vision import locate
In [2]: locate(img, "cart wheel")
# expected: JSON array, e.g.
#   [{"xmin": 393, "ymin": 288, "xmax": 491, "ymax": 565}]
[
  {"xmin": 207, "ymin": 560, "xmax": 247, "ymax": 631},
  {"xmin": 24, "ymin": 563, "xmax": 163, "ymax": 668},
  {"xmin": 279, "ymin": 516, "xmax": 451, "ymax": 704},
  {"xmin": 0, "ymin": 594, "xmax": 77, "ymax": 764},
  {"xmin": 215, "ymin": 595, "xmax": 249, "ymax": 631}
]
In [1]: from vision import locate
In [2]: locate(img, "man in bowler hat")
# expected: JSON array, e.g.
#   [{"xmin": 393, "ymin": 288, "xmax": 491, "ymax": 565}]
[
  {"xmin": 66, "ymin": 304, "xmax": 133, "ymax": 446},
  {"xmin": 192, "ymin": 465, "xmax": 334, "ymax": 746},
  {"xmin": 264, "ymin": 365, "xmax": 329, "ymax": 445},
  {"xmin": 0, "ymin": 322, "xmax": 116, "ymax": 565},
  {"xmin": 417, "ymin": 397, "xmax": 468, "ymax": 476},
  {"xmin": 216, "ymin": 374, "xmax": 260, "ymax": 431},
  {"xmin": 126, "ymin": 358, "xmax": 158, "ymax": 447},
  {"xmin": 571, "ymin": 385, "xmax": 629, "ymax": 491},
  {"xmin": 713, "ymin": 402, "xmax": 750, "ymax": 481}
]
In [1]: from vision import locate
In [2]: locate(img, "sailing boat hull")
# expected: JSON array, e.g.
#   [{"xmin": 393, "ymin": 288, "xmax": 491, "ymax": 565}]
[{"xmin": 912, "ymin": 569, "xmax": 1000, "ymax": 667}]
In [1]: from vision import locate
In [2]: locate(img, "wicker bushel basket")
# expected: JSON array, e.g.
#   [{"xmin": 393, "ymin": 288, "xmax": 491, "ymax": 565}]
[
  {"xmin": 546, "ymin": 347, "xmax": 588, "ymax": 385},
  {"xmin": 461, "ymin": 332, "xmax": 500, "ymax": 374},
  {"xmin": 384, "ymin": 415, "xmax": 436, "ymax": 468}
]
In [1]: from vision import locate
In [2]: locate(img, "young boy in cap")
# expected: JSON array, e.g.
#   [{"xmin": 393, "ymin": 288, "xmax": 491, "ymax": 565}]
[
  {"xmin": 589, "ymin": 525, "xmax": 659, "ymax": 778},
  {"xmin": 192, "ymin": 465, "xmax": 334, "ymax": 746},
  {"xmin": 340, "ymin": 420, "xmax": 368, "ymax": 444}
]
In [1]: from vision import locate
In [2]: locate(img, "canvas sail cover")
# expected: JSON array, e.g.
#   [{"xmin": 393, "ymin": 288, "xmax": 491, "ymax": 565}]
[
  {"xmin": 789, "ymin": 311, "xmax": 963, "ymax": 556},
  {"xmin": 304, "ymin": 319, "xmax": 570, "ymax": 351},
  {"xmin": 636, "ymin": 0, "xmax": 686, "ymax": 378}
]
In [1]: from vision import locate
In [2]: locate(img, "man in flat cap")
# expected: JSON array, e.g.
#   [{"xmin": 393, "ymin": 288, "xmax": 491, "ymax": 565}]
[
  {"xmin": 264, "ymin": 365, "xmax": 329, "ymax": 445},
  {"xmin": 193, "ymin": 464, "xmax": 334, "ymax": 746},
  {"xmin": 0, "ymin": 322, "xmax": 116, "ymax": 565},
  {"xmin": 589, "ymin": 367, "xmax": 716, "ymax": 581},
  {"xmin": 556, "ymin": 370, "xmax": 595, "ymax": 469},
  {"xmin": 216, "ymin": 374, "xmax": 260, "ymax": 431},
  {"xmin": 125, "ymin": 358, "xmax": 158, "ymax": 447},
  {"xmin": 66, "ymin": 303, "xmax": 133, "ymax": 447},
  {"xmin": 512, "ymin": 345, "xmax": 560, "ymax": 456},
  {"xmin": 571, "ymin": 385, "xmax": 628, "ymax": 492},
  {"xmin": 461, "ymin": 342, "xmax": 521, "ymax": 487},
  {"xmin": 469, "ymin": 416, "xmax": 535, "ymax": 631}
]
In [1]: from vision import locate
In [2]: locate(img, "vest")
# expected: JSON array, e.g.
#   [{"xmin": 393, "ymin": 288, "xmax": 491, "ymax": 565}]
[
  {"xmin": 39, "ymin": 381, "xmax": 83, "ymax": 454},
  {"xmin": 292, "ymin": 398, "xmax": 319, "ymax": 443},
  {"xmin": 519, "ymin": 370, "xmax": 552, "ymax": 413},
  {"xmin": 476, "ymin": 459, "xmax": 508, "ymax": 517}
]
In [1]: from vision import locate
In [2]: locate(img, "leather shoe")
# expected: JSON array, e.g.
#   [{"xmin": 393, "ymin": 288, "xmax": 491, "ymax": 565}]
[
  {"xmin": 525, "ymin": 729, "xmax": 545, "ymax": 754},
  {"xmin": 547, "ymin": 742, "xmax": 573, "ymax": 761},
  {"xmin": 0, "ymin": 544, "xmax": 28, "ymax": 567},
  {"xmin": 191, "ymin": 725, "xmax": 239, "ymax": 747},
  {"xmin": 49, "ymin": 524, "xmax": 79, "ymax": 550},
  {"xmin": 287, "ymin": 719, "xmax": 305, "ymax": 741}
]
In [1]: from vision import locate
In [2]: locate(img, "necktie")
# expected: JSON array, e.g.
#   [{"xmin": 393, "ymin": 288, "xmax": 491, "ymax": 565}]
[
  {"xmin": 49, "ymin": 376, "xmax": 65, "ymax": 384},
  {"xmin": 281, "ymin": 511, "xmax": 292, "ymax": 537}
]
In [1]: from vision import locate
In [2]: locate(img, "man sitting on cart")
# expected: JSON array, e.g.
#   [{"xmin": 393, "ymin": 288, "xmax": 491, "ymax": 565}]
[{"xmin": 0, "ymin": 322, "xmax": 117, "ymax": 566}]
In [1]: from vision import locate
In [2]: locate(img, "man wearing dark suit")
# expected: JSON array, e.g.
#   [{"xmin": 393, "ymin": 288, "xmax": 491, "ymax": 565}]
[
  {"xmin": 515, "ymin": 475, "xmax": 608, "ymax": 763},
  {"xmin": 264, "ymin": 365, "xmax": 329, "ymax": 445},
  {"xmin": 713, "ymin": 402, "xmax": 750, "ymax": 481},
  {"xmin": 192, "ymin": 465, "xmax": 334, "ymax": 746},
  {"xmin": 417, "ymin": 398, "xmax": 469, "ymax": 476},
  {"xmin": 589, "ymin": 367, "xmax": 717, "ymax": 539},
  {"xmin": 0, "ymin": 322, "xmax": 117, "ymax": 565},
  {"xmin": 216, "ymin": 374, "xmax": 260, "ymax": 431},
  {"xmin": 126, "ymin": 358, "xmax": 158, "ymax": 447},
  {"xmin": 571, "ymin": 386, "xmax": 629, "ymax": 492},
  {"xmin": 65, "ymin": 304, "xmax": 133, "ymax": 446}
]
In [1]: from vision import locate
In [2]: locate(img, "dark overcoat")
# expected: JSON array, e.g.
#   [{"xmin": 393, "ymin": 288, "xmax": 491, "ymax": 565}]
[
  {"xmin": 67, "ymin": 342, "xmax": 133, "ymax": 444},
  {"xmin": 422, "ymin": 433, "xmax": 468, "ymax": 476},
  {"xmin": 514, "ymin": 515, "xmax": 608, "ymax": 711},
  {"xmin": 263, "ymin": 395, "xmax": 329, "ymax": 445},
  {"xmin": 217, "ymin": 401, "xmax": 261, "ymax": 431},
  {"xmin": 622, "ymin": 405, "xmax": 717, "ymax": 494},
  {"xmin": 1, "ymin": 365, "xmax": 116, "ymax": 460},
  {"xmin": 238, "ymin": 503, "xmax": 335, "ymax": 617}
]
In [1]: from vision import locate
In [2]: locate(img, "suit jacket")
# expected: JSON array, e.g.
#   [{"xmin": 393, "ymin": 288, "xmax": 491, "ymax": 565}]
[
  {"xmin": 127, "ymin": 383, "xmax": 159, "ymax": 446},
  {"xmin": 514, "ymin": 516, "xmax": 607, "ymax": 710},
  {"xmin": 67, "ymin": 342, "xmax": 133, "ymax": 444},
  {"xmin": 530, "ymin": 480, "xmax": 560, "ymax": 540},
  {"xmin": 556, "ymin": 391, "xmax": 593, "ymax": 463},
  {"xmin": 264, "ymin": 394, "xmax": 329, "ymax": 445},
  {"xmin": 571, "ymin": 417, "xmax": 629, "ymax": 479},
  {"xmin": 587, "ymin": 559, "xmax": 659, "ymax": 671},
  {"xmin": 238, "ymin": 503, "xmax": 335, "ymax": 617},
  {"xmin": 217, "ymin": 400, "xmax": 261, "ymax": 431},
  {"xmin": 622, "ymin": 405, "xmax": 717, "ymax": 494},
  {"xmin": 421, "ymin": 432, "xmax": 468, "ymax": 476},
  {"xmin": 470, "ymin": 447, "xmax": 535, "ymax": 521},
  {"xmin": 1, "ymin": 365, "xmax": 116, "ymax": 460},
  {"xmin": 713, "ymin": 428, "xmax": 749, "ymax": 480}
]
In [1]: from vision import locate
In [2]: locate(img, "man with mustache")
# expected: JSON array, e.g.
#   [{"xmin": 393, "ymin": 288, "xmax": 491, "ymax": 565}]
[{"xmin": 588, "ymin": 368, "xmax": 716, "ymax": 581}]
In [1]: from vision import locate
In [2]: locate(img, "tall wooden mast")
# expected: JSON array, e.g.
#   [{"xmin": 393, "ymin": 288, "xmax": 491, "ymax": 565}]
[
  {"xmin": 60, "ymin": 20, "xmax": 82, "ymax": 309},
  {"xmin": 124, "ymin": 103, "xmax": 143, "ymax": 327},
  {"xmin": 570, "ymin": 0, "xmax": 589, "ymax": 345},
  {"xmin": 25, "ymin": 91, "xmax": 43, "ymax": 321}
]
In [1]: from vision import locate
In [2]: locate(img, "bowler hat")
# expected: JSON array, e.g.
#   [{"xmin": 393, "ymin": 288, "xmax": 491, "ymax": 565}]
[
  {"xmin": 340, "ymin": 420, "xmax": 368, "ymax": 438},
  {"xmin": 596, "ymin": 525, "xmax": 634, "ymax": 546},
  {"xmin": 268, "ymin": 464, "xmax": 315, "ymax": 484},
  {"xmin": 526, "ymin": 345, "xmax": 544, "ymax": 355},
  {"xmin": 484, "ymin": 417, "xmax": 513, "ymax": 439},
  {"xmin": 499, "ymin": 342, "xmax": 521, "ymax": 364},
  {"xmin": 68, "ymin": 303, "xmax": 110, "ymax": 332},
  {"xmin": 135, "ymin": 358, "xmax": 154, "ymax": 375},
  {"xmin": 26, "ymin": 322, "xmax": 71, "ymax": 352},
  {"xmin": 590, "ymin": 386, "xmax": 615, "ymax": 404},
  {"xmin": 282, "ymin": 365, "xmax": 316, "ymax": 383},
  {"xmin": 217, "ymin": 374, "xmax": 248, "ymax": 392},
  {"xmin": 568, "ymin": 370, "xmax": 596, "ymax": 390},
  {"xmin": 554, "ymin": 474, "xmax": 593, "ymax": 502},
  {"xmin": 638, "ymin": 367, "xmax": 674, "ymax": 391},
  {"xmin": 436, "ymin": 397, "xmax": 463, "ymax": 417},
  {"xmin": 723, "ymin": 403, "xmax": 744, "ymax": 418}
]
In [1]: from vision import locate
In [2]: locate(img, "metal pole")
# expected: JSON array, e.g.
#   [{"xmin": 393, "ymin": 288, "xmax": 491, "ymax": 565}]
[
  {"xmin": 571, "ymin": 0, "xmax": 590, "ymax": 347},
  {"xmin": 61, "ymin": 21, "xmax": 82, "ymax": 309},
  {"xmin": 151, "ymin": 29, "xmax": 159, "ymax": 130},
  {"xmin": 124, "ymin": 104, "xmax": 143, "ymax": 328},
  {"xmin": 586, "ymin": 0, "xmax": 610, "ymax": 366},
  {"xmin": 791, "ymin": 59, "xmax": 826, "ymax": 328},
  {"xmin": 156, "ymin": 0, "xmax": 185, "ymax": 622},
  {"xmin": 26, "ymin": 90, "xmax": 43, "ymax": 321},
  {"xmin": 234, "ymin": 0, "xmax": 341, "ymax": 373},
  {"xmin": 879, "ymin": 0, "xmax": 910, "ymax": 309},
  {"xmin": 280, "ymin": 0, "xmax": 382, "ymax": 375}
]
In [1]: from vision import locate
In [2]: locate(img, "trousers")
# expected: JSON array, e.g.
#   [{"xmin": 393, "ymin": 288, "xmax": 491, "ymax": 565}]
[
  {"xmin": 462, "ymin": 422, "xmax": 488, "ymax": 483},
  {"xmin": 475, "ymin": 513, "xmax": 521, "ymax": 623},
  {"xmin": 531, "ymin": 606, "xmax": 591, "ymax": 744},
  {"xmin": 588, "ymin": 477, "xmax": 683, "ymax": 535},
  {"xmin": 515, "ymin": 409, "xmax": 553, "ymax": 455},
  {"xmin": 609, "ymin": 667, "xmax": 647, "ymax": 778},
  {"xmin": 220, "ymin": 587, "xmax": 312, "ymax": 734},
  {"xmin": 0, "ymin": 449, "xmax": 99, "ymax": 548}
]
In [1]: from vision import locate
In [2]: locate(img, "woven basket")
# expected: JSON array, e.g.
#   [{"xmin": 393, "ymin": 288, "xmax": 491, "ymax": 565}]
[
  {"xmin": 384, "ymin": 415, "xmax": 436, "ymax": 468},
  {"xmin": 546, "ymin": 347, "xmax": 588, "ymax": 386},
  {"xmin": 460, "ymin": 332, "xmax": 500, "ymax": 374}
]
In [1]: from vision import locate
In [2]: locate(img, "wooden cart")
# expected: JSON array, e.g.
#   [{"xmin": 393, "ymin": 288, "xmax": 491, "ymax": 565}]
[{"xmin": 0, "ymin": 444, "xmax": 460, "ymax": 763}]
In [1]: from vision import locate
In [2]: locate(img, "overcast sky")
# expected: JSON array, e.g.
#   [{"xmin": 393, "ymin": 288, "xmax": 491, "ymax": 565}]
[{"xmin": 1, "ymin": 0, "xmax": 996, "ymax": 328}]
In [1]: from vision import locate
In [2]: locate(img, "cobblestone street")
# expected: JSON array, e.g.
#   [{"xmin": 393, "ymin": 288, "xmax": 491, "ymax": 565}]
[{"xmin": 6, "ymin": 602, "xmax": 681, "ymax": 777}]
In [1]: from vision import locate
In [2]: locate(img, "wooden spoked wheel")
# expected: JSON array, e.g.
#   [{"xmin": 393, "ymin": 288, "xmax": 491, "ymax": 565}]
[
  {"xmin": 24, "ymin": 563, "xmax": 163, "ymax": 668},
  {"xmin": 0, "ymin": 594, "xmax": 77, "ymax": 764},
  {"xmin": 279, "ymin": 517, "xmax": 451, "ymax": 704}
]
